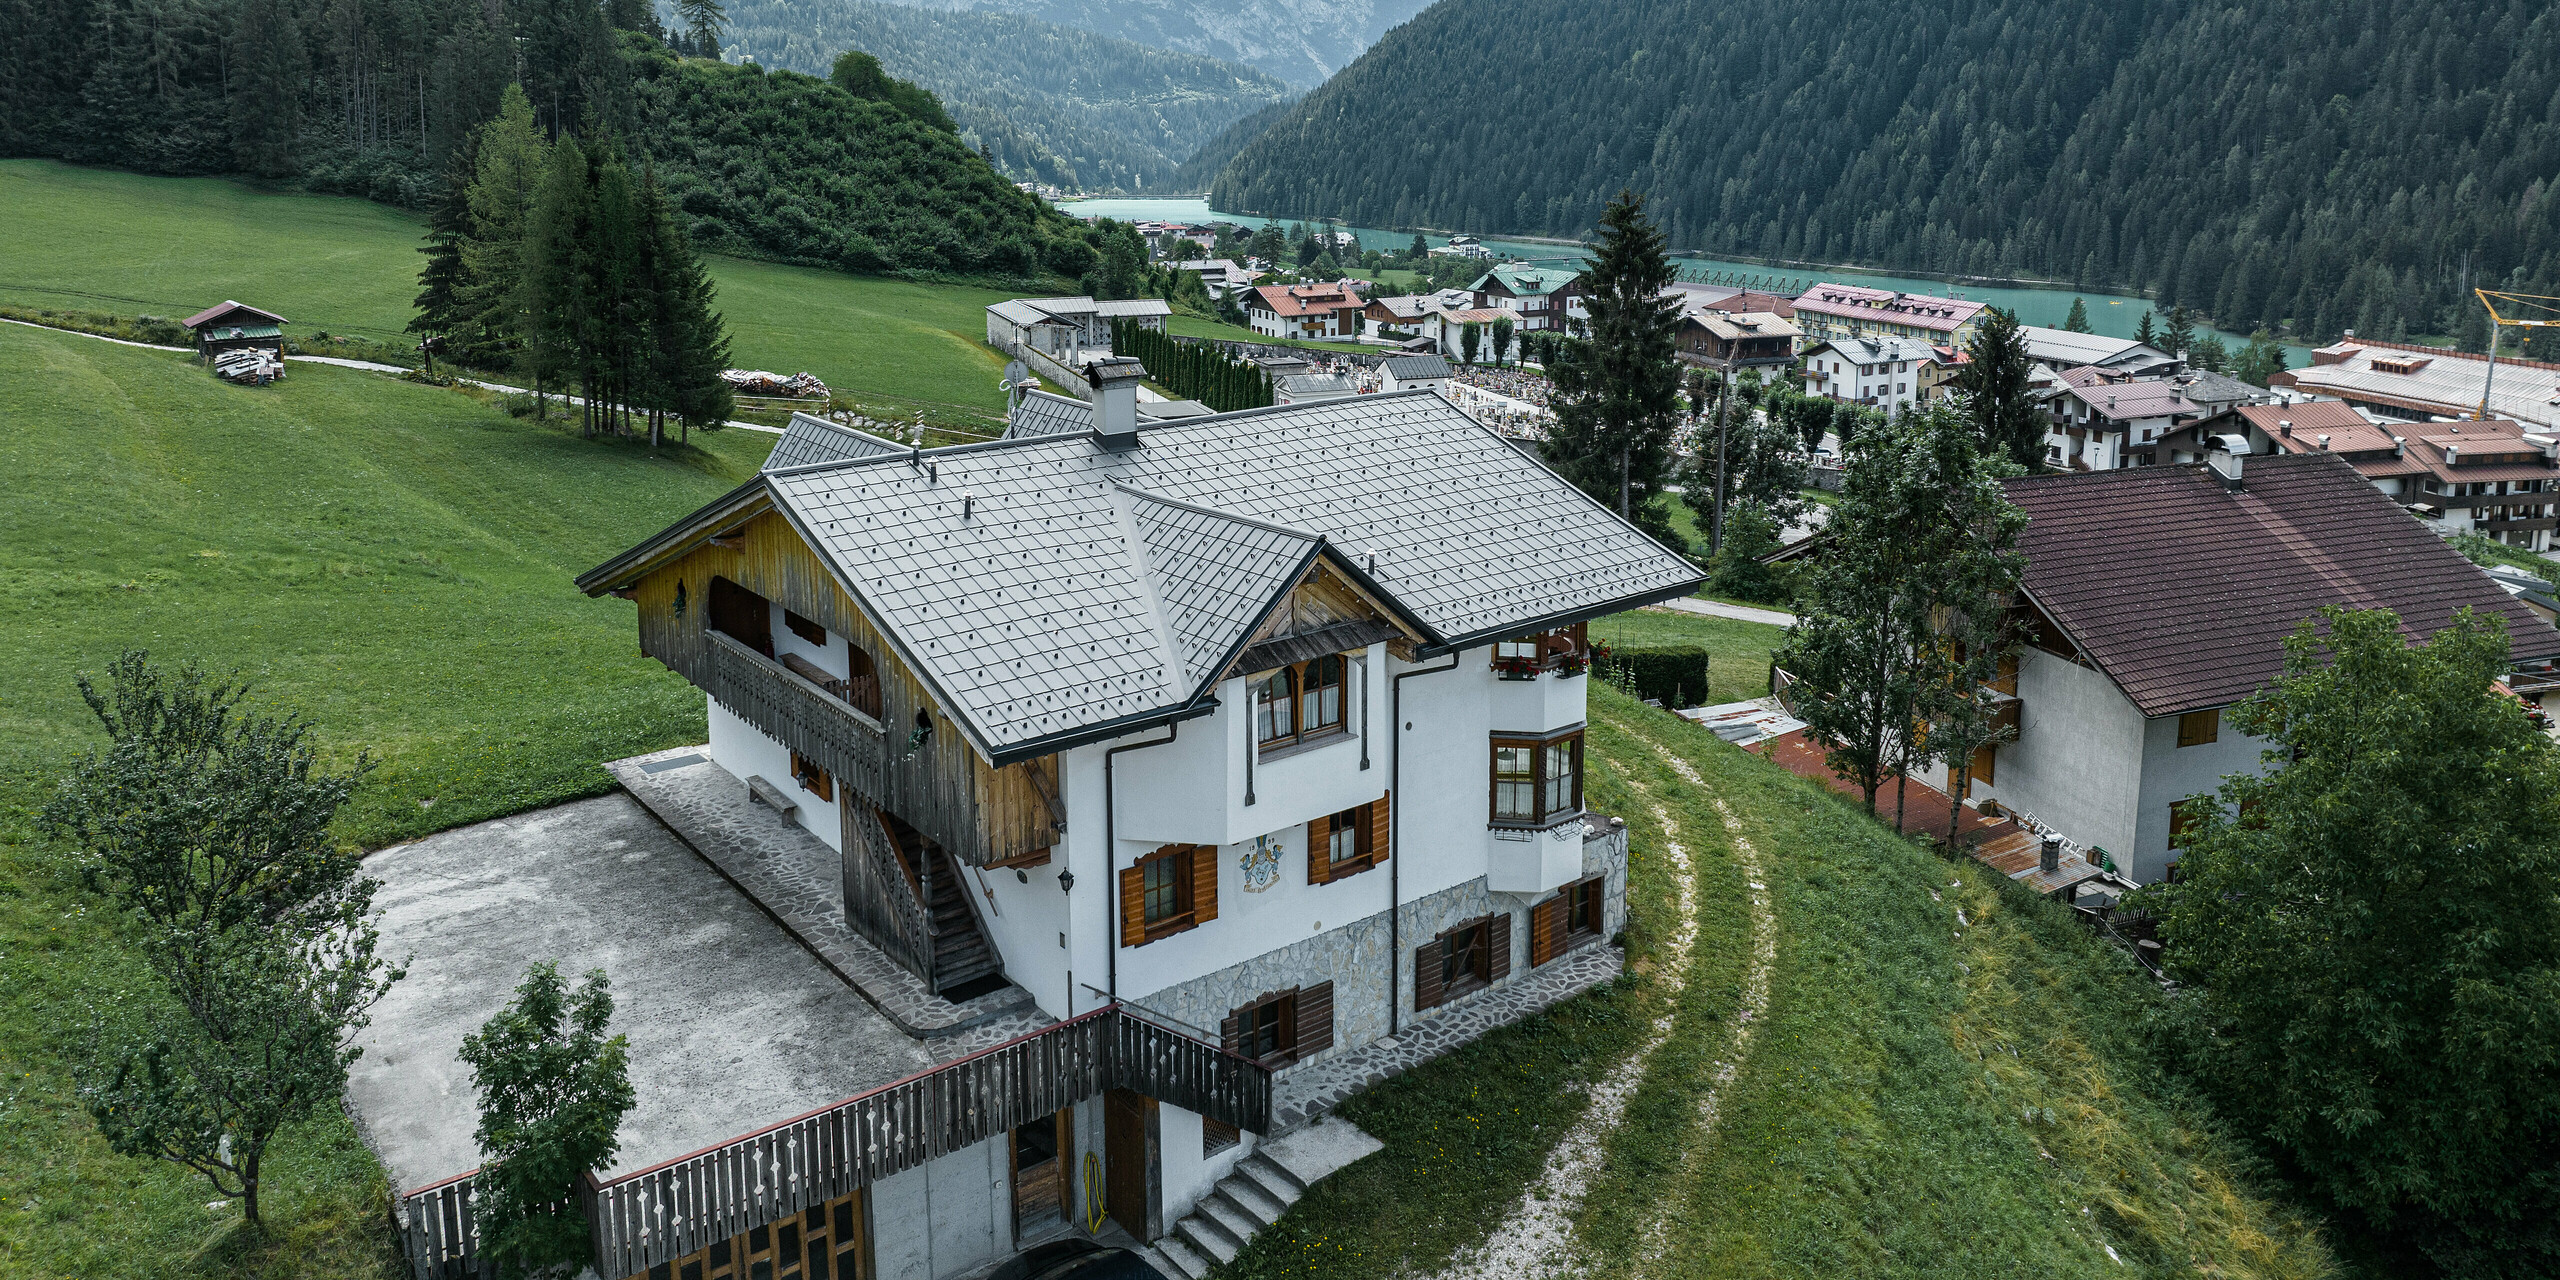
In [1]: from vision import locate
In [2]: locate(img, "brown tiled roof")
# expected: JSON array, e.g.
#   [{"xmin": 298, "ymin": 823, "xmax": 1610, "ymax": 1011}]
[
  {"xmin": 2004, "ymin": 452, "xmax": 2560, "ymax": 716},
  {"xmin": 182, "ymin": 300, "xmax": 286, "ymax": 329}
]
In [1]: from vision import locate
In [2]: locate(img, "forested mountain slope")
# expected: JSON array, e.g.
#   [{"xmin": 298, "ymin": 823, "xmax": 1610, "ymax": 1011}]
[
  {"xmin": 1214, "ymin": 0, "xmax": 2560, "ymax": 346},
  {"xmin": 718, "ymin": 0, "xmax": 1288, "ymax": 191},
  {"xmin": 882, "ymin": 0, "xmax": 1427, "ymax": 87},
  {"xmin": 1168, "ymin": 96, "xmax": 1294, "ymax": 192},
  {"xmin": 0, "ymin": 0, "xmax": 1075, "ymax": 276}
]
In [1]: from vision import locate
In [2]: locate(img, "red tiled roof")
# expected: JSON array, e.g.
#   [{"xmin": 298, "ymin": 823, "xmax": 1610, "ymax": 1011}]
[
  {"xmin": 1247, "ymin": 284, "xmax": 1365, "ymax": 318},
  {"xmin": 2004, "ymin": 452, "xmax": 2560, "ymax": 716}
]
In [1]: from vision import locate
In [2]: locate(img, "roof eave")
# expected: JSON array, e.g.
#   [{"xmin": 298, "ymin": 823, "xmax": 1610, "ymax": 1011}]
[
  {"xmin": 1422, "ymin": 572, "xmax": 1708, "ymax": 657},
  {"xmin": 575, "ymin": 478, "xmax": 777, "ymax": 595}
]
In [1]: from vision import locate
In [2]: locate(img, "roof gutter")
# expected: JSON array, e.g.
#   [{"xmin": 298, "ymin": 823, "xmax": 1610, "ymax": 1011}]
[{"xmin": 1416, "ymin": 574, "xmax": 1710, "ymax": 659}]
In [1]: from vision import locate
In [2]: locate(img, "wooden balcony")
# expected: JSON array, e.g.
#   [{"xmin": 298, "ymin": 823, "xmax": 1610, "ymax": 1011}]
[
  {"xmin": 396, "ymin": 1006, "xmax": 1273, "ymax": 1280},
  {"xmin": 703, "ymin": 631, "xmax": 1057, "ymax": 867}
]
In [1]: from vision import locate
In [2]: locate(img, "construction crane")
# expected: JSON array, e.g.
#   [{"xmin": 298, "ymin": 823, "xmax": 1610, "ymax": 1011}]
[{"xmin": 2472, "ymin": 289, "xmax": 2560, "ymax": 419}]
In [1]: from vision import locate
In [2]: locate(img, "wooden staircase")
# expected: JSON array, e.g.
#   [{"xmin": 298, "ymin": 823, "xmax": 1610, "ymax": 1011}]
[{"xmin": 882, "ymin": 818, "xmax": 1003, "ymax": 998}]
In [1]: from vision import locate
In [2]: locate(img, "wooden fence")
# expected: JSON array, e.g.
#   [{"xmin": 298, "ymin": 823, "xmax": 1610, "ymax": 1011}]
[{"xmin": 395, "ymin": 1005, "xmax": 1271, "ymax": 1280}]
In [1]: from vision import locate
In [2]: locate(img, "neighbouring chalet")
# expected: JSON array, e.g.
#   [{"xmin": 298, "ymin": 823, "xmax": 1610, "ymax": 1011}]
[
  {"xmin": 1791, "ymin": 283, "xmax": 1985, "ymax": 346},
  {"xmin": 1242, "ymin": 283, "xmax": 1365, "ymax": 341},
  {"xmin": 986, "ymin": 297, "xmax": 1171, "ymax": 362},
  {"xmin": 183, "ymin": 300, "xmax": 287, "ymax": 360},
  {"xmin": 1801, "ymin": 335, "xmax": 1938, "ymax": 413},
  {"xmin": 1675, "ymin": 309, "xmax": 1799, "ymax": 373},
  {"xmin": 2039, "ymin": 371, "xmax": 2204, "ymax": 470},
  {"xmin": 532, "ymin": 361, "xmax": 1699, "ymax": 1278},
  {"xmin": 1919, "ymin": 449, "xmax": 2560, "ymax": 884},
  {"xmin": 2160, "ymin": 401, "xmax": 2560, "ymax": 551},
  {"xmin": 1467, "ymin": 263, "xmax": 1584, "ymax": 333}
]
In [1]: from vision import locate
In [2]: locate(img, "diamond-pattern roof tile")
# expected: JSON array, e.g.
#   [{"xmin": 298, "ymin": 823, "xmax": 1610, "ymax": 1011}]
[{"xmin": 742, "ymin": 392, "xmax": 1694, "ymax": 757}]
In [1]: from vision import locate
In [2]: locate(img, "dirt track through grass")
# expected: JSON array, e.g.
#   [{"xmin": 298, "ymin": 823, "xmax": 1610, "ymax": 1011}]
[
  {"xmin": 1433, "ymin": 776, "xmax": 1703, "ymax": 1280},
  {"xmin": 1627, "ymin": 737, "xmax": 1779, "ymax": 1279}
]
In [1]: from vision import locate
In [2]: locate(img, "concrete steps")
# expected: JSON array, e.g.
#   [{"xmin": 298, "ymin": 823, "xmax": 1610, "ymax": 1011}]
[{"xmin": 1143, "ymin": 1117, "xmax": 1382, "ymax": 1278}]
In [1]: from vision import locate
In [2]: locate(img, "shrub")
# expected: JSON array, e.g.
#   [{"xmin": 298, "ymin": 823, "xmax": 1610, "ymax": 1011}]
[{"xmin": 1592, "ymin": 642, "xmax": 1710, "ymax": 707}]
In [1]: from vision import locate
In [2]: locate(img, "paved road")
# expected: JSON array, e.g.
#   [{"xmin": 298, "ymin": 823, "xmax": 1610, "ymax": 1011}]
[{"xmin": 1660, "ymin": 596, "xmax": 1797, "ymax": 627}]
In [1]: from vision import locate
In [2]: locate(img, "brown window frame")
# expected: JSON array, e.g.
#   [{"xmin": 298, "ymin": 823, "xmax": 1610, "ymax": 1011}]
[
  {"xmin": 1119, "ymin": 844, "xmax": 1218, "ymax": 946},
  {"xmin": 789, "ymin": 751, "xmax": 834, "ymax": 803},
  {"xmin": 1252, "ymin": 654, "xmax": 1352, "ymax": 751},
  {"xmin": 2176, "ymin": 708, "xmax": 2220, "ymax": 748},
  {"xmin": 1531, "ymin": 876, "xmax": 1606, "ymax": 967},
  {"xmin": 1307, "ymin": 793, "xmax": 1390, "ymax": 884},
  {"xmin": 1490, "ymin": 728, "xmax": 1584, "ymax": 828},
  {"xmin": 1220, "ymin": 981, "xmax": 1335, "ymax": 1068},
  {"xmin": 1414, "ymin": 913, "xmax": 1512, "ymax": 1010}
]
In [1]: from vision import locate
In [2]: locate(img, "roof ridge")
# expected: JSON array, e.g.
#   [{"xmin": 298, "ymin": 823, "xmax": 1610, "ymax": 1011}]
[{"xmin": 1111, "ymin": 481, "xmax": 1325, "ymax": 543}]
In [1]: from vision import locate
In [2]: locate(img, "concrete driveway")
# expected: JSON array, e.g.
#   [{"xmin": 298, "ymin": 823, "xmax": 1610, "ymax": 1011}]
[{"xmin": 345, "ymin": 793, "xmax": 934, "ymax": 1192}]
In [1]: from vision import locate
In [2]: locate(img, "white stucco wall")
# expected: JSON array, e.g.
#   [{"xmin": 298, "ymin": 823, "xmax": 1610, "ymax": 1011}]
[
  {"xmin": 707, "ymin": 699, "xmax": 844, "ymax": 855},
  {"xmin": 1157, "ymin": 1101, "xmax": 1259, "ymax": 1225},
  {"xmin": 1961, "ymin": 647, "xmax": 2147, "ymax": 861},
  {"xmin": 2128, "ymin": 711, "xmax": 2270, "ymax": 884},
  {"xmin": 869, "ymin": 1136, "xmax": 1009, "ymax": 1280}
]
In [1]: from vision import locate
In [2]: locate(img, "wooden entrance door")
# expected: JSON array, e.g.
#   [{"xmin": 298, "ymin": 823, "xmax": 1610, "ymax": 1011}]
[
  {"xmin": 1102, "ymin": 1088, "xmax": 1154, "ymax": 1241},
  {"xmin": 1011, "ymin": 1108, "xmax": 1069, "ymax": 1243}
]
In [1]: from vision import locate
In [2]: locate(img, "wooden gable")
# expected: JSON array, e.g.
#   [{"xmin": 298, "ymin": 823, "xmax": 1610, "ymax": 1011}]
[{"xmin": 627, "ymin": 508, "xmax": 1061, "ymax": 866}]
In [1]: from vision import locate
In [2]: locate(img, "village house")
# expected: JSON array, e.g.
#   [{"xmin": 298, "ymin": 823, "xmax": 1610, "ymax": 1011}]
[
  {"xmin": 987, "ymin": 297, "xmax": 1172, "ymax": 363},
  {"xmin": 1376, "ymin": 352, "xmax": 1453, "ymax": 395},
  {"xmin": 1917, "ymin": 345, "xmax": 1968, "ymax": 404},
  {"xmin": 1791, "ymin": 283, "xmax": 1986, "ymax": 346},
  {"xmin": 1675, "ymin": 309, "xmax": 1799, "ymax": 373},
  {"xmin": 1243, "ymin": 283, "xmax": 1366, "ymax": 341},
  {"xmin": 2161, "ymin": 401, "xmax": 2560, "ymax": 551},
  {"xmin": 1424, "ymin": 307, "xmax": 1513, "ymax": 362},
  {"xmin": 183, "ymin": 300, "xmax": 287, "ymax": 361},
  {"xmin": 1467, "ymin": 263, "xmax": 1584, "ymax": 334},
  {"xmin": 1662, "ymin": 281, "xmax": 1796, "ymax": 320},
  {"xmin": 478, "ymin": 367, "xmax": 1702, "ymax": 1280},
  {"xmin": 2275, "ymin": 334, "xmax": 2560, "ymax": 432},
  {"xmin": 2041, "ymin": 371, "xmax": 2204, "ymax": 470},
  {"xmin": 2015, "ymin": 325, "xmax": 2178, "ymax": 377},
  {"xmin": 1800, "ymin": 335, "xmax": 1938, "ymax": 413},
  {"xmin": 1918, "ymin": 449, "xmax": 2560, "ymax": 884},
  {"xmin": 1171, "ymin": 259, "xmax": 1260, "ymax": 298}
]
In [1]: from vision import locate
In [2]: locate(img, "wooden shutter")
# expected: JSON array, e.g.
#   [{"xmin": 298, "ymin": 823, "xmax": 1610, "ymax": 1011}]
[
  {"xmin": 1191, "ymin": 844, "xmax": 1219, "ymax": 924},
  {"xmin": 1413, "ymin": 939, "xmax": 1446, "ymax": 1011},
  {"xmin": 1487, "ymin": 912, "xmax": 1512, "ymax": 983},
  {"xmin": 1368, "ymin": 792, "xmax": 1391, "ymax": 863},
  {"xmin": 1530, "ymin": 896, "xmax": 1564, "ymax": 967},
  {"xmin": 1307, "ymin": 814, "xmax": 1334, "ymax": 885},
  {"xmin": 1119, "ymin": 864, "xmax": 1146, "ymax": 947},
  {"xmin": 1221, "ymin": 1011, "xmax": 1241, "ymax": 1055},
  {"xmin": 1294, "ymin": 982, "xmax": 1334, "ymax": 1059}
]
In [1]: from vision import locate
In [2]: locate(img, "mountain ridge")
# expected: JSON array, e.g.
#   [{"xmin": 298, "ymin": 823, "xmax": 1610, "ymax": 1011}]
[{"xmin": 1213, "ymin": 0, "xmax": 2560, "ymax": 347}]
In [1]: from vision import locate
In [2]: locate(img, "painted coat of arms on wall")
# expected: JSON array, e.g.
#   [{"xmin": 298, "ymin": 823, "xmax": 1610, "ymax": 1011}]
[{"xmin": 1239, "ymin": 834, "xmax": 1281, "ymax": 893}]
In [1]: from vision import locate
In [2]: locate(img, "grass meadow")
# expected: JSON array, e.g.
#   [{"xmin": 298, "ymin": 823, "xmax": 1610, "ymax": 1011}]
[
  {"xmin": 0, "ymin": 323, "xmax": 775, "ymax": 1279},
  {"xmin": 1228, "ymin": 684, "xmax": 2334, "ymax": 1280}
]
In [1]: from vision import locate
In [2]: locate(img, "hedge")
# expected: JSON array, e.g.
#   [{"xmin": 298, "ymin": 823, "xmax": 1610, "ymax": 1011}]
[{"xmin": 1594, "ymin": 644, "xmax": 1711, "ymax": 708}]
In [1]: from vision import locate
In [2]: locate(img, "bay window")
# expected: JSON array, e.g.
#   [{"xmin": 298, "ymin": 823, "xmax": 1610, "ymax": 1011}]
[{"xmin": 1491, "ymin": 728, "xmax": 1583, "ymax": 827}]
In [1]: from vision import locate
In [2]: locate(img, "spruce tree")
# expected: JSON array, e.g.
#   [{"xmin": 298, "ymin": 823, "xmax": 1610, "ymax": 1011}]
[
  {"xmin": 462, "ymin": 87, "xmax": 549, "ymax": 373},
  {"xmin": 1543, "ymin": 189, "xmax": 1685, "ymax": 552},
  {"xmin": 639, "ymin": 164, "xmax": 735, "ymax": 440},
  {"xmin": 2062, "ymin": 296, "xmax": 2091, "ymax": 333},
  {"xmin": 2164, "ymin": 304, "xmax": 2197, "ymax": 360},
  {"xmin": 2134, "ymin": 309, "xmax": 2160, "ymax": 349},
  {"xmin": 521, "ymin": 133, "xmax": 591, "ymax": 429},
  {"xmin": 1957, "ymin": 307, "xmax": 2043, "ymax": 469},
  {"xmin": 409, "ymin": 146, "xmax": 477, "ymax": 376}
]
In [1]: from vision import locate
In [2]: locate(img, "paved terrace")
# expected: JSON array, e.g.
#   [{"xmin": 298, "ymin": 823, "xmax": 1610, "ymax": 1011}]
[{"xmin": 347, "ymin": 795, "xmax": 934, "ymax": 1192}]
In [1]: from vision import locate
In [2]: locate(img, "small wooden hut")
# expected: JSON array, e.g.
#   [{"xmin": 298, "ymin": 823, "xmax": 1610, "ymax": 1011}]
[{"xmin": 183, "ymin": 301, "xmax": 288, "ymax": 361}]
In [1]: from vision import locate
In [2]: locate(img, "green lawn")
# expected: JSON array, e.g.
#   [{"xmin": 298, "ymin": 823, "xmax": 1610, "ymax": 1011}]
[
  {"xmin": 1163, "ymin": 313, "xmax": 1372, "ymax": 354},
  {"xmin": 1591, "ymin": 607, "xmax": 1785, "ymax": 706},
  {"xmin": 0, "ymin": 324, "xmax": 775, "ymax": 1279},
  {"xmin": 0, "ymin": 159, "xmax": 1016, "ymax": 415},
  {"xmin": 1230, "ymin": 684, "xmax": 2334, "ymax": 1279}
]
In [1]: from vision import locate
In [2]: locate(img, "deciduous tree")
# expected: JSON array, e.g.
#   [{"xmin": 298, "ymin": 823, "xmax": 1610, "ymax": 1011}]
[
  {"xmin": 2148, "ymin": 607, "xmax": 2560, "ymax": 1277},
  {"xmin": 461, "ymin": 962, "xmax": 636, "ymax": 1277}
]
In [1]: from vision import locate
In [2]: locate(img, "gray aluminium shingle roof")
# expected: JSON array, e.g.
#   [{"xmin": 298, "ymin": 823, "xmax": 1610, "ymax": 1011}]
[
  {"xmin": 755, "ymin": 390, "xmax": 1701, "ymax": 759},
  {"xmin": 765, "ymin": 413, "xmax": 905, "ymax": 472},
  {"xmin": 1005, "ymin": 389, "xmax": 1093, "ymax": 439},
  {"xmin": 1383, "ymin": 353, "xmax": 1451, "ymax": 380}
]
